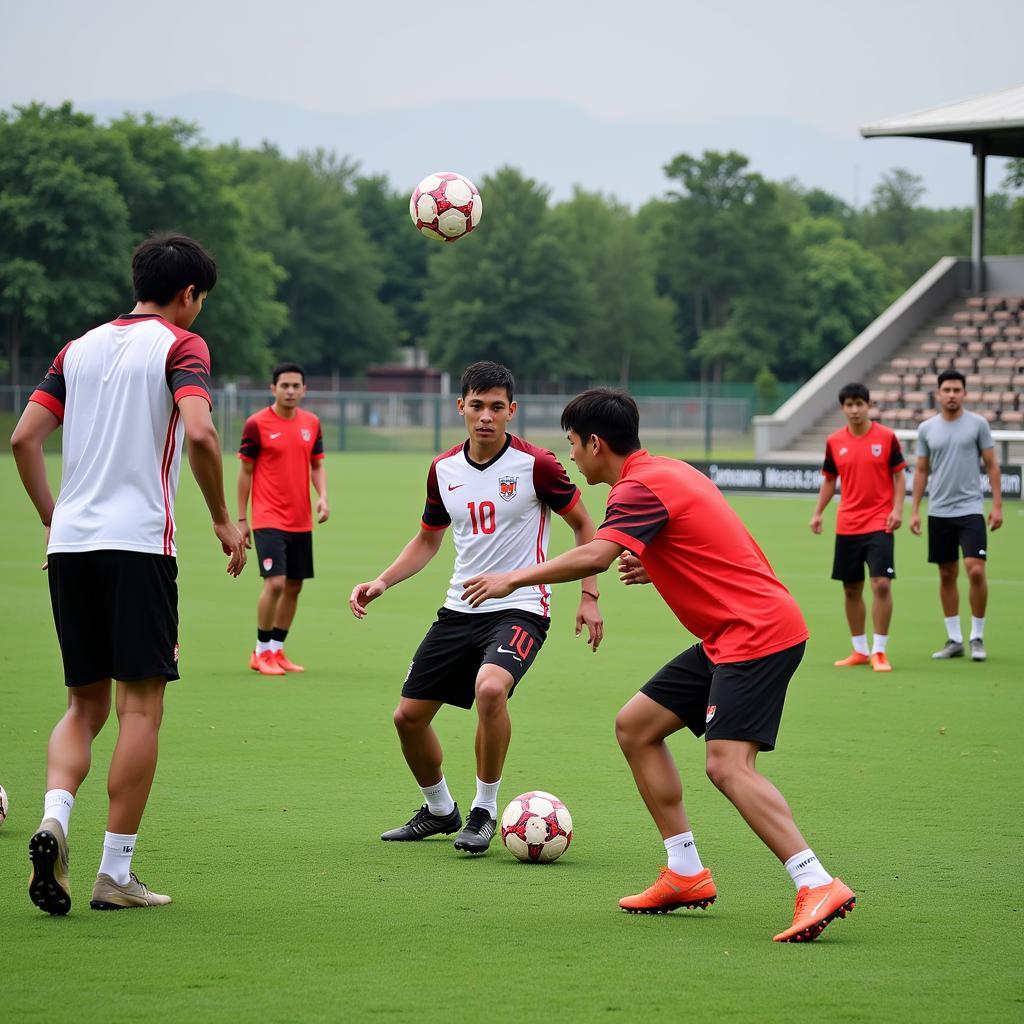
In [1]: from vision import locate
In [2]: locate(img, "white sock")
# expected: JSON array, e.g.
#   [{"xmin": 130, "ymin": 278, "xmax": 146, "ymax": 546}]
[
  {"xmin": 256, "ymin": 640, "xmax": 272, "ymax": 655},
  {"xmin": 851, "ymin": 634, "xmax": 869, "ymax": 656},
  {"xmin": 99, "ymin": 831, "xmax": 138, "ymax": 886},
  {"xmin": 43, "ymin": 789, "xmax": 75, "ymax": 837},
  {"xmin": 944, "ymin": 616, "xmax": 963, "ymax": 643},
  {"xmin": 472, "ymin": 777, "xmax": 501, "ymax": 818},
  {"xmin": 784, "ymin": 849, "xmax": 833, "ymax": 890},
  {"xmin": 664, "ymin": 831, "xmax": 703, "ymax": 876},
  {"xmin": 420, "ymin": 777, "xmax": 455, "ymax": 816},
  {"xmin": 871, "ymin": 633, "xmax": 888, "ymax": 655},
  {"xmin": 970, "ymin": 617, "xmax": 985, "ymax": 641},
  {"xmin": 268, "ymin": 639, "xmax": 284, "ymax": 653}
]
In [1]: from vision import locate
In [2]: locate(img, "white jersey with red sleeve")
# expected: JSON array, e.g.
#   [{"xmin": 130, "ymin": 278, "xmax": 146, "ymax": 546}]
[
  {"xmin": 30, "ymin": 313, "xmax": 213, "ymax": 557},
  {"xmin": 421, "ymin": 435, "xmax": 581, "ymax": 617}
]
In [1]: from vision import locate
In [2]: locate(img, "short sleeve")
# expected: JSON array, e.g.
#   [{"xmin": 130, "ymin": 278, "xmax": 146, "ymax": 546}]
[
  {"xmin": 889, "ymin": 434, "xmax": 907, "ymax": 471},
  {"xmin": 593, "ymin": 480, "xmax": 669, "ymax": 556},
  {"xmin": 421, "ymin": 460, "xmax": 451, "ymax": 531},
  {"xmin": 166, "ymin": 332, "xmax": 212, "ymax": 407},
  {"xmin": 915, "ymin": 423, "xmax": 930, "ymax": 459},
  {"xmin": 238, "ymin": 417, "xmax": 261, "ymax": 462},
  {"xmin": 29, "ymin": 341, "xmax": 73, "ymax": 422},
  {"xmin": 311, "ymin": 421, "xmax": 325, "ymax": 462},
  {"xmin": 532, "ymin": 449, "xmax": 580, "ymax": 513},
  {"xmin": 822, "ymin": 440, "xmax": 838, "ymax": 478},
  {"xmin": 977, "ymin": 417, "xmax": 994, "ymax": 452}
]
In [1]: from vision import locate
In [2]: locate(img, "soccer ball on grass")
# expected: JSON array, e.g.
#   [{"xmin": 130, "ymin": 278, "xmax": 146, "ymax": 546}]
[
  {"xmin": 0, "ymin": 784, "xmax": 8, "ymax": 825},
  {"xmin": 500, "ymin": 791, "xmax": 572, "ymax": 863},
  {"xmin": 409, "ymin": 172, "xmax": 482, "ymax": 242}
]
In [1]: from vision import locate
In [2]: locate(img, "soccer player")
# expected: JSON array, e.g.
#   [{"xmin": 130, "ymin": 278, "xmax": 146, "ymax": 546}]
[
  {"xmin": 348, "ymin": 362, "xmax": 603, "ymax": 854},
  {"xmin": 238, "ymin": 363, "xmax": 328, "ymax": 675},
  {"xmin": 909, "ymin": 370, "xmax": 1003, "ymax": 661},
  {"xmin": 810, "ymin": 383, "xmax": 906, "ymax": 672},
  {"xmin": 462, "ymin": 389, "xmax": 855, "ymax": 942},
  {"xmin": 10, "ymin": 234, "xmax": 246, "ymax": 914}
]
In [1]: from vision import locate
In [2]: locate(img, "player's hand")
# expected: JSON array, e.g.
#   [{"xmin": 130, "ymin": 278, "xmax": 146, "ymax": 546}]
[
  {"xmin": 461, "ymin": 573, "xmax": 516, "ymax": 608},
  {"xmin": 989, "ymin": 506, "xmax": 1004, "ymax": 531},
  {"xmin": 41, "ymin": 524, "xmax": 50, "ymax": 571},
  {"xmin": 214, "ymin": 520, "xmax": 247, "ymax": 577},
  {"xmin": 576, "ymin": 595, "xmax": 604, "ymax": 652},
  {"xmin": 350, "ymin": 578, "xmax": 387, "ymax": 619},
  {"xmin": 809, "ymin": 513, "xmax": 823, "ymax": 535},
  {"xmin": 317, "ymin": 498, "xmax": 330, "ymax": 524},
  {"xmin": 238, "ymin": 519, "xmax": 252, "ymax": 548},
  {"xmin": 909, "ymin": 512, "xmax": 922, "ymax": 536},
  {"xmin": 886, "ymin": 509, "xmax": 903, "ymax": 532},
  {"xmin": 618, "ymin": 552, "xmax": 650, "ymax": 585}
]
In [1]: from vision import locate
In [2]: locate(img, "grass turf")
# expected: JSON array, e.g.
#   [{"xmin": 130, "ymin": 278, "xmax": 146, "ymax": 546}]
[{"xmin": 1, "ymin": 451, "xmax": 1020, "ymax": 1022}]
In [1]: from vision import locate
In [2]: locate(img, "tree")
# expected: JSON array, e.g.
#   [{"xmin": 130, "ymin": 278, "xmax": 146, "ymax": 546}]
[
  {"xmin": 548, "ymin": 189, "xmax": 680, "ymax": 383},
  {"xmin": 420, "ymin": 167, "xmax": 588, "ymax": 382}
]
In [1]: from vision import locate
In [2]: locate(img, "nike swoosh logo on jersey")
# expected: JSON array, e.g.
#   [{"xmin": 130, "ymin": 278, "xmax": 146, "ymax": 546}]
[
  {"xmin": 448, "ymin": 483, "xmax": 464, "ymax": 490},
  {"xmin": 269, "ymin": 432, "xmax": 282, "ymax": 439},
  {"xmin": 496, "ymin": 645, "xmax": 523, "ymax": 662}
]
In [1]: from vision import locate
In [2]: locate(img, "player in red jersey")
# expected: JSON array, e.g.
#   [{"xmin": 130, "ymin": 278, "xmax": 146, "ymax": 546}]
[
  {"xmin": 463, "ymin": 389, "xmax": 855, "ymax": 941},
  {"xmin": 238, "ymin": 363, "xmax": 328, "ymax": 675},
  {"xmin": 11, "ymin": 235, "xmax": 246, "ymax": 914},
  {"xmin": 349, "ymin": 362, "xmax": 603, "ymax": 854},
  {"xmin": 810, "ymin": 383, "xmax": 906, "ymax": 672}
]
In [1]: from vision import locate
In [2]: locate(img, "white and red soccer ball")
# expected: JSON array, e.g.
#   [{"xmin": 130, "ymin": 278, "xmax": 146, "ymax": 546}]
[
  {"xmin": 409, "ymin": 171, "xmax": 482, "ymax": 242},
  {"xmin": 500, "ymin": 791, "xmax": 573, "ymax": 863},
  {"xmin": 0, "ymin": 784, "xmax": 8, "ymax": 826}
]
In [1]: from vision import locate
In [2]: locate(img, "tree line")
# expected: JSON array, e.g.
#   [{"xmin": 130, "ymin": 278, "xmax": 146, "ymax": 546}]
[{"xmin": 3, "ymin": 102, "xmax": 1023, "ymax": 388}]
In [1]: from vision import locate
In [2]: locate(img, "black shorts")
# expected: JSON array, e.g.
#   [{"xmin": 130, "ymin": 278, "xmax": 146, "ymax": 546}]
[
  {"xmin": 928, "ymin": 514, "xmax": 987, "ymax": 564},
  {"xmin": 254, "ymin": 529, "xmax": 314, "ymax": 579},
  {"xmin": 402, "ymin": 608, "xmax": 550, "ymax": 709},
  {"xmin": 832, "ymin": 531, "xmax": 896, "ymax": 582},
  {"xmin": 639, "ymin": 641, "xmax": 805, "ymax": 752},
  {"xmin": 47, "ymin": 551, "xmax": 179, "ymax": 687}
]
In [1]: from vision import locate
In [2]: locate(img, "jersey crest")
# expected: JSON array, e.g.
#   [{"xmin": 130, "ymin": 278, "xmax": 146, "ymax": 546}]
[
  {"xmin": 871, "ymin": 443, "xmax": 882, "ymax": 457},
  {"xmin": 301, "ymin": 428, "xmax": 311, "ymax": 442},
  {"xmin": 499, "ymin": 475, "xmax": 519, "ymax": 502}
]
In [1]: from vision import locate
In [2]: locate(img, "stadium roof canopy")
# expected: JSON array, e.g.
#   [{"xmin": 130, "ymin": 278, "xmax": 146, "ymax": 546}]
[
  {"xmin": 860, "ymin": 83, "xmax": 1024, "ymax": 293},
  {"xmin": 860, "ymin": 83, "xmax": 1024, "ymax": 156}
]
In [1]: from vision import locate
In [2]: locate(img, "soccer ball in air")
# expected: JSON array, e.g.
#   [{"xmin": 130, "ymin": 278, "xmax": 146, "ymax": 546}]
[
  {"xmin": 409, "ymin": 172, "xmax": 482, "ymax": 242},
  {"xmin": 0, "ymin": 785, "xmax": 8, "ymax": 825},
  {"xmin": 500, "ymin": 791, "xmax": 573, "ymax": 863}
]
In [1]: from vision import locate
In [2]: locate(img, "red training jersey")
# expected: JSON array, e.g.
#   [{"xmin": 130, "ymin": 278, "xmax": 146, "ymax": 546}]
[
  {"xmin": 822, "ymin": 423, "xmax": 906, "ymax": 535},
  {"xmin": 238, "ymin": 406, "xmax": 324, "ymax": 532},
  {"xmin": 594, "ymin": 451, "xmax": 808, "ymax": 664}
]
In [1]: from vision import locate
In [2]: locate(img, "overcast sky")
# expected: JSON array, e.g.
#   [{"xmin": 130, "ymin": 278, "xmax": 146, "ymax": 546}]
[{"xmin": 2, "ymin": 0, "xmax": 1021, "ymax": 133}]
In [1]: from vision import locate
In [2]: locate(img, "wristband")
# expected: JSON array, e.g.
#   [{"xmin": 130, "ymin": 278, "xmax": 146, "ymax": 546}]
[{"xmin": 582, "ymin": 589, "xmax": 600, "ymax": 600}]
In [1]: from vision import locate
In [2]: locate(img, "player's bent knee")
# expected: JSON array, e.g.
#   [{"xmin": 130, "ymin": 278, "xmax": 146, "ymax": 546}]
[
  {"xmin": 264, "ymin": 575, "xmax": 287, "ymax": 594},
  {"xmin": 285, "ymin": 579, "xmax": 303, "ymax": 595},
  {"xmin": 870, "ymin": 578, "xmax": 891, "ymax": 597},
  {"xmin": 475, "ymin": 678, "xmax": 509, "ymax": 716}
]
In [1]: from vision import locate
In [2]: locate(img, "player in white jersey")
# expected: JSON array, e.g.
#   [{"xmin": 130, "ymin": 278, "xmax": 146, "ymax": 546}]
[
  {"xmin": 10, "ymin": 235, "xmax": 246, "ymax": 915},
  {"xmin": 349, "ymin": 362, "xmax": 604, "ymax": 853}
]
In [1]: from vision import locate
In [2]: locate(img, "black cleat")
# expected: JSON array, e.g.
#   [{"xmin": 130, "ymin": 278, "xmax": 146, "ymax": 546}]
[
  {"xmin": 381, "ymin": 804, "xmax": 462, "ymax": 841},
  {"xmin": 453, "ymin": 806, "xmax": 497, "ymax": 854}
]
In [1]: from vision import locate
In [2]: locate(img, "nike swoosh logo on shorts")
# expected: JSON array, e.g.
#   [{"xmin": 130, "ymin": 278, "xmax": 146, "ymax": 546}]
[{"xmin": 496, "ymin": 645, "xmax": 523, "ymax": 662}]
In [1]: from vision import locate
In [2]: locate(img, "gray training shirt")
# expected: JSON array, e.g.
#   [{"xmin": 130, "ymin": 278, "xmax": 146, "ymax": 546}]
[{"xmin": 915, "ymin": 410, "xmax": 993, "ymax": 517}]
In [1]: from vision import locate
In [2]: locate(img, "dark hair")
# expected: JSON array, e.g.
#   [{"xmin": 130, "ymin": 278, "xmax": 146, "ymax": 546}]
[
  {"xmin": 937, "ymin": 369, "xmax": 966, "ymax": 388},
  {"xmin": 132, "ymin": 234, "xmax": 217, "ymax": 305},
  {"xmin": 560, "ymin": 388, "xmax": 641, "ymax": 456},
  {"xmin": 460, "ymin": 361, "xmax": 515, "ymax": 402},
  {"xmin": 838, "ymin": 382, "xmax": 870, "ymax": 405},
  {"xmin": 272, "ymin": 362, "xmax": 305, "ymax": 384}
]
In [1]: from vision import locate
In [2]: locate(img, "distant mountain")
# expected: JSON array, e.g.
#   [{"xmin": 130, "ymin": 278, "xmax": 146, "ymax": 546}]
[{"xmin": 82, "ymin": 91, "xmax": 1005, "ymax": 209}]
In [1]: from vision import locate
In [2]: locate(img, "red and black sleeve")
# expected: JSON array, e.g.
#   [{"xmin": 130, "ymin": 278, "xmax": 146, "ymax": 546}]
[
  {"xmin": 29, "ymin": 342, "xmax": 73, "ymax": 422},
  {"xmin": 311, "ymin": 423, "xmax": 325, "ymax": 462},
  {"xmin": 166, "ymin": 333, "xmax": 212, "ymax": 407},
  {"xmin": 822, "ymin": 440, "xmax": 838, "ymax": 478},
  {"xmin": 594, "ymin": 480, "xmax": 669, "ymax": 556},
  {"xmin": 238, "ymin": 417, "xmax": 261, "ymax": 462},
  {"xmin": 533, "ymin": 449, "xmax": 581, "ymax": 513},
  {"xmin": 421, "ymin": 460, "xmax": 451, "ymax": 531},
  {"xmin": 889, "ymin": 434, "xmax": 907, "ymax": 472}
]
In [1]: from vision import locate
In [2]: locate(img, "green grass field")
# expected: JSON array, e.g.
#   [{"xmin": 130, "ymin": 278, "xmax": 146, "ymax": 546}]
[{"xmin": 1, "ymin": 452, "xmax": 1021, "ymax": 1022}]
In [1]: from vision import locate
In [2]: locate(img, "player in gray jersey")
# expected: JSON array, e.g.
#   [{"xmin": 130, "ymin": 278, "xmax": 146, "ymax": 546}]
[{"xmin": 909, "ymin": 370, "xmax": 1003, "ymax": 661}]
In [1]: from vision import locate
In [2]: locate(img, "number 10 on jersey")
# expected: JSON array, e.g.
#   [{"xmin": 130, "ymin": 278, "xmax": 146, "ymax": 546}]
[{"xmin": 467, "ymin": 501, "xmax": 496, "ymax": 535}]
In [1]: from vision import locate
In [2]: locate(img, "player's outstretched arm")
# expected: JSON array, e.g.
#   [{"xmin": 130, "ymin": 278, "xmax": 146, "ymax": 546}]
[
  {"xmin": 909, "ymin": 456, "xmax": 929, "ymax": 535},
  {"xmin": 349, "ymin": 525, "xmax": 446, "ymax": 618},
  {"xmin": 11, "ymin": 402, "xmax": 61, "ymax": 568},
  {"xmin": 462, "ymin": 539, "xmax": 623, "ymax": 608},
  {"xmin": 179, "ymin": 396, "xmax": 246, "ymax": 577},
  {"xmin": 809, "ymin": 477, "xmax": 836, "ymax": 534}
]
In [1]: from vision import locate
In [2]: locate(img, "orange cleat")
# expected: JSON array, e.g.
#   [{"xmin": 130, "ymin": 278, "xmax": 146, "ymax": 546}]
[
  {"xmin": 870, "ymin": 652, "xmax": 892, "ymax": 672},
  {"xmin": 249, "ymin": 650, "xmax": 286, "ymax": 676},
  {"xmin": 272, "ymin": 649, "xmax": 305, "ymax": 673},
  {"xmin": 834, "ymin": 652, "xmax": 871, "ymax": 667},
  {"xmin": 619, "ymin": 866, "xmax": 717, "ymax": 914},
  {"xmin": 773, "ymin": 877, "xmax": 856, "ymax": 942}
]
